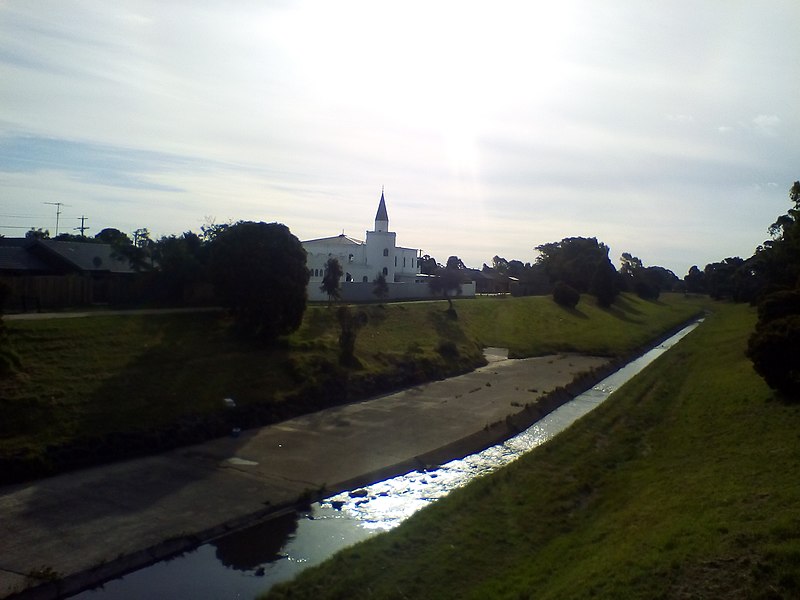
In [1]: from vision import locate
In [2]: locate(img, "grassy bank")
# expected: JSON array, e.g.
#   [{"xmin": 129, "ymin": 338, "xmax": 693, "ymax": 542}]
[
  {"xmin": 265, "ymin": 301, "xmax": 800, "ymax": 599},
  {"xmin": 0, "ymin": 293, "xmax": 704, "ymax": 482}
]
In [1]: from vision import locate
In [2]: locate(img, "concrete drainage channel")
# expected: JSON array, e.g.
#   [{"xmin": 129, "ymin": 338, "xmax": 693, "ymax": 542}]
[{"xmin": 66, "ymin": 320, "xmax": 702, "ymax": 600}]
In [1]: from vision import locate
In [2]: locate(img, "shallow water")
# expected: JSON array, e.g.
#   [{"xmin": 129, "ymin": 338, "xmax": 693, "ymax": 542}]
[{"xmin": 72, "ymin": 320, "xmax": 701, "ymax": 599}]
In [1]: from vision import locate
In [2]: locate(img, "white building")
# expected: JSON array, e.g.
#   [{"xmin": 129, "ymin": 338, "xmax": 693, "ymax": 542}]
[{"xmin": 303, "ymin": 191, "xmax": 474, "ymax": 302}]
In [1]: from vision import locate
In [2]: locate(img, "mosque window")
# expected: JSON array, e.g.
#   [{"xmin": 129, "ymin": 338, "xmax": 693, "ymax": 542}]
[
  {"xmin": 383, "ymin": 248, "xmax": 389, "ymax": 257},
  {"xmin": 382, "ymin": 267, "xmax": 388, "ymax": 276}
]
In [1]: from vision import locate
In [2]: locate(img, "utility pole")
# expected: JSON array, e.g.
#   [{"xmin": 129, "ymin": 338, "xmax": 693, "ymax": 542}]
[
  {"xmin": 44, "ymin": 202, "xmax": 69, "ymax": 236},
  {"xmin": 75, "ymin": 215, "xmax": 90, "ymax": 237}
]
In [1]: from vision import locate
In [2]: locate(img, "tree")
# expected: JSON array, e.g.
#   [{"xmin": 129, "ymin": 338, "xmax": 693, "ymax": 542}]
[
  {"xmin": 320, "ymin": 257, "xmax": 343, "ymax": 305},
  {"xmin": 25, "ymin": 228, "xmax": 49, "ymax": 240},
  {"xmin": 151, "ymin": 232, "xmax": 207, "ymax": 304},
  {"xmin": 535, "ymin": 237, "xmax": 616, "ymax": 298},
  {"xmin": 337, "ymin": 306, "xmax": 368, "ymax": 367},
  {"xmin": 95, "ymin": 228, "xmax": 132, "ymax": 246},
  {"xmin": 418, "ymin": 254, "xmax": 440, "ymax": 275},
  {"xmin": 684, "ymin": 265, "xmax": 706, "ymax": 294},
  {"xmin": 746, "ymin": 181, "xmax": 800, "ymax": 397},
  {"xmin": 429, "ymin": 255, "xmax": 466, "ymax": 315},
  {"xmin": 491, "ymin": 255, "xmax": 509, "ymax": 275},
  {"xmin": 619, "ymin": 253, "xmax": 679, "ymax": 300},
  {"xmin": 0, "ymin": 281, "xmax": 19, "ymax": 376},
  {"xmin": 590, "ymin": 259, "xmax": 619, "ymax": 307},
  {"xmin": 372, "ymin": 272, "xmax": 389, "ymax": 305},
  {"xmin": 54, "ymin": 232, "xmax": 99, "ymax": 243},
  {"xmin": 209, "ymin": 221, "xmax": 309, "ymax": 342}
]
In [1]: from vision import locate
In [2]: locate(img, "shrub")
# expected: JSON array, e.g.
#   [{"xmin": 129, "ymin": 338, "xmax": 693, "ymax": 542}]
[
  {"xmin": 635, "ymin": 279, "xmax": 660, "ymax": 301},
  {"xmin": 747, "ymin": 315, "xmax": 800, "ymax": 399},
  {"xmin": 436, "ymin": 340, "xmax": 459, "ymax": 358},
  {"xmin": 757, "ymin": 290, "xmax": 800, "ymax": 322},
  {"xmin": 553, "ymin": 281, "xmax": 580, "ymax": 308}
]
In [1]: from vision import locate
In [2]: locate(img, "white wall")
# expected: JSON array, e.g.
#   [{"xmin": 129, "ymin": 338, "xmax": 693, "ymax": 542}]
[{"xmin": 308, "ymin": 281, "xmax": 476, "ymax": 303}]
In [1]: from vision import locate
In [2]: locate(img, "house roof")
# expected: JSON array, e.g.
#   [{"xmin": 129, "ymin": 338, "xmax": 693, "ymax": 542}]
[
  {"xmin": 302, "ymin": 234, "xmax": 365, "ymax": 247},
  {"xmin": 0, "ymin": 245, "xmax": 50, "ymax": 272},
  {"xmin": 34, "ymin": 240, "xmax": 136, "ymax": 274}
]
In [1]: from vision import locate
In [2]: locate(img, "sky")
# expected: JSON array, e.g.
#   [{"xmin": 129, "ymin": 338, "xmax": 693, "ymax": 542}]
[{"xmin": 1, "ymin": 1, "xmax": 798, "ymax": 276}]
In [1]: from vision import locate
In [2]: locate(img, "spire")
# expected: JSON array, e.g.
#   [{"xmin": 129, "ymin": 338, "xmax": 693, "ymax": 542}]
[{"xmin": 375, "ymin": 187, "xmax": 389, "ymax": 223}]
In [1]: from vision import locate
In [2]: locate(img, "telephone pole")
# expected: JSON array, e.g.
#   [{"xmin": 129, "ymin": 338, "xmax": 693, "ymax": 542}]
[
  {"xmin": 44, "ymin": 202, "xmax": 69, "ymax": 236},
  {"xmin": 75, "ymin": 215, "xmax": 90, "ymax": 237}
]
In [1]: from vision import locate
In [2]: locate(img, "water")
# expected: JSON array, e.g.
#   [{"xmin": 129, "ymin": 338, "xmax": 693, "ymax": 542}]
[{"xmin": 72, "ymin": 320, "xmax": 701, "ymax": 599}]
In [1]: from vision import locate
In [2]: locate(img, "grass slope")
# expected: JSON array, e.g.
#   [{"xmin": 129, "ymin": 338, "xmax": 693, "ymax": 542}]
[
  {"xmin": 265, "ymin": 302, "xmax": 800, "ymax": 599},
  {"xmin": 0, "ymin": 294, "xmax": 703, "ymax": 480}
]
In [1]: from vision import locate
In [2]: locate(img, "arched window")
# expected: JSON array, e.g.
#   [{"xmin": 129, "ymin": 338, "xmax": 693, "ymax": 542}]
[
  {"xmin": 362, "ymin": 276, "xmax": 368, "ymax": 283},
  {"xmin": 382, "ymin": 267, "xmax": 388, "ymax": 276},
  {"xmin": 348, "ymin": 254, "xmax": 354, "ymax": 263},
  {"xmin": 383, "ymin": 248, "xmax": 389, "ymax": 257}
]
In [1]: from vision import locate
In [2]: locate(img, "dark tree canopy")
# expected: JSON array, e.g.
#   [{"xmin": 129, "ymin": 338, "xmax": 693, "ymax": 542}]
[
  {"xmin": 95, "ymin": 228, "xmax": 131, "ymax": 246},
  {"xmin": 429, "ymin": 255, "xmax": 466, "ymax": 313},
  {"xmin": 25, "ymin": 228, "xmax": 49, "ymax": 240},
  {"xmin": 209, "ymin": 221, "xmax": 308, "ymax": 341},
  {"xmin": 536, "ymin": 237, "xmax": 619, "ymax": 305},
  {"xmin": 150, "ymin": 232, "xmax": 208, "ymax": 304},
  {"xmin": 418, "ymin": 254, "xmax": 440, "ymax": 275},
  {"xmin": 321, "ymin": 257, "xmax": 343, "ymax": 304},
  {"xmin": 618, "ymin": 253, "xmax": 680, "ymax": 300}
]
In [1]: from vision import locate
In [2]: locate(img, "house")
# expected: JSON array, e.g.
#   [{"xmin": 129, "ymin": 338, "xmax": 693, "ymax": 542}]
[
  {"xmin": 302, "ymin": 191, "xmax": 475, "ymax": 302},
  {"xmin": 465, "ymin": 267, "xmax": 516, "ymax": 294},
  {"xmin": 0, "ymin": 238, "xmax": 137, "ymax": 310}
]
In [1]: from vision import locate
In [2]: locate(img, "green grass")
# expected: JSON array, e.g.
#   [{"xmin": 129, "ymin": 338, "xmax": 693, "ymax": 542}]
[
  {"xmin": 0, "ymin": 293, "xmax": 704, "ymax": 479},
  {"xmin": 264, "ymin": 302, "xmax": 800, "ymax": 599}
]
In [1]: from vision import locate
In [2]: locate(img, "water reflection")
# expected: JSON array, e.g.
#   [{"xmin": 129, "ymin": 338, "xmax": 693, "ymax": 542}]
[{"xmin": 211, "ymin": 511, "xmax": 298, "ymax": 571}]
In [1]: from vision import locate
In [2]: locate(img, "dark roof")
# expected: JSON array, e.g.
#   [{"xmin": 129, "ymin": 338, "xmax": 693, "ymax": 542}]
[
  {"xmin": 0, "ymin": 245, "xmax": 49, "ymax": 272},
  {"xmin": 375, "ymin": 191, "xmax": 389, "ymax": 222},
  {"xmin": 35, "ymin": 240, "xmax": 135, "ymax": 274}
]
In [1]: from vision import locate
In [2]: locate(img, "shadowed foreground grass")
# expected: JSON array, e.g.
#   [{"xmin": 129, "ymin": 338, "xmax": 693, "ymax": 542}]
[
  {"xmin": 0, "ymin": 293, "xmax": 703, "ymax": 480},
  {"xmin": 265, "ymin": 302, "xmax": 800, "ymax": 599}
]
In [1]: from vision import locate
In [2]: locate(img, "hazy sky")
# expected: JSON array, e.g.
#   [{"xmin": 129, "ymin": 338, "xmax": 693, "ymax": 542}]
[{"xmin": 1, "ymin": 1, "xmax": 798, "ymax": 275}]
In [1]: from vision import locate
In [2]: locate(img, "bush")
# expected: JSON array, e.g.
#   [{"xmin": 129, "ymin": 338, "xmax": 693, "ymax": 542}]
[
  {"xmin": 635, "ymin": 279, "xmax": 660, "ymax": 301},
  {"xmin": 747, "ymin": 315, "xmax": 800, "ymax": 399},
  {"xmin": 436, "ymin": 340, "xmax": 459, "ymax": 358},
  {"xmin": 553, "ymin": 281, "xmax": 580, "ymax": 308},
  {"xmin": 757, "ymin": 290, "xmax": 800, "ymax": 322}
]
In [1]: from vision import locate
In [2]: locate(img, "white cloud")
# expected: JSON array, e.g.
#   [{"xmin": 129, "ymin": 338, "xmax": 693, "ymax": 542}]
[{"xmin": 753, "ymin": 114, "xmax": 781, "ymax": 137}]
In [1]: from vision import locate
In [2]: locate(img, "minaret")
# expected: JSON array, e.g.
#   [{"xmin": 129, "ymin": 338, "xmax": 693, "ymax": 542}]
[{"xmin": 375, "ymin": 187, "xmax": 389, "ymax": 233}]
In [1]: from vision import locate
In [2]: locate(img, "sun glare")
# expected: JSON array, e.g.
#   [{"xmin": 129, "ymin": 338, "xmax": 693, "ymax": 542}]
[{"xmin": 267, "ymin": 1, "xmax": 577, "ymax": 177}]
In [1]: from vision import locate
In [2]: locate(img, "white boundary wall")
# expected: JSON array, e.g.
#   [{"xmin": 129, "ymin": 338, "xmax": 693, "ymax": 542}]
[{"xmin": 307, "ymin": 281, "xmax": 476, "ymax": 303}]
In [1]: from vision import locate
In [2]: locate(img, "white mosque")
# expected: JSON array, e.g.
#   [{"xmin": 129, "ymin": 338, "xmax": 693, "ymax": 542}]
[{"xmin": 302, "ymin": 191, "xmax": 474, "ymax": 302}]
